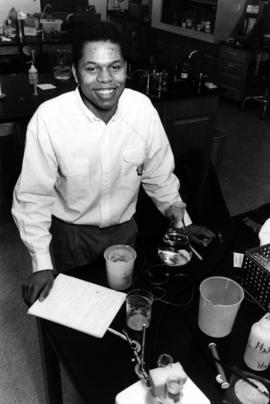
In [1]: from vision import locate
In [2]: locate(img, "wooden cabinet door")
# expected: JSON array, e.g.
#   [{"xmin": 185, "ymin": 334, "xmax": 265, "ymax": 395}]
[
  {"xmin": 156, "ymin": 95, "xmax": 219, "ymax": 161},
  {"xmin": 165, "ymin": 115, "xmax": 214, "ymax": 161}
]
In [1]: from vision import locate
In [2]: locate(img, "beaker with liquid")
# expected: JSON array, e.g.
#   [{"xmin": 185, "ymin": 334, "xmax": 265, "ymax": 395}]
[
  {"xmin": 126, "ymin": 289, "xmax": 153, "ymax": 331},
  {"xmin": 157, "ymin": 228, "xmax": 192, "ymax": 266}
]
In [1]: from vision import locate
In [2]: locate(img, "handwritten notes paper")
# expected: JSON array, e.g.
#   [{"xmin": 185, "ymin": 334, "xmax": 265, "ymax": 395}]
[{"xmin": 28, "ymin": 274, "xmax": 127, "ymax": 338}]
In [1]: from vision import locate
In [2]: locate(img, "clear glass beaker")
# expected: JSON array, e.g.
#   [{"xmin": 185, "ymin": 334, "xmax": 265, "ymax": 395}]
[
  {"xmin": 53, "ymin": 48, "xmax": 72, "ymax": 82},
  {"xmin": 126, "ymin": 289, "xmax": 153, "ymax": 331},
  {"xmin": 164, "ymin": 376, "xmax": 184, "ymax": 403},
  {"xmin": 157, "ymin": 227, "xmax": 192, "ymax": 267}
]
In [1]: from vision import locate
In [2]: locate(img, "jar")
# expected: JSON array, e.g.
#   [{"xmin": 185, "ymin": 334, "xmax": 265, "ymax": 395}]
[{"xmin": 243, "ymin": 313, "xmax": 270, "ymax": 371}]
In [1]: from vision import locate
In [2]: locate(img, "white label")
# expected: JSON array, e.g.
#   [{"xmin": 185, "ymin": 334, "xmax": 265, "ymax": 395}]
[
  {"xmin": 244, "ymin": 343, "xmax": 270, "ymax": 371},
  {"xmin": 180, "ymin": 72, "xmax": 188, "ymax": 79},
  {"xmin": 233, "ymin": 252, "xmax": 244, "ymax": 268}
]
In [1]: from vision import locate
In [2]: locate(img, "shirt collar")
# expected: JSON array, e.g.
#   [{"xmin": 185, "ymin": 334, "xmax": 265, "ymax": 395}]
[
  {"xmin": 75, "ymin": 86, "xmax": 125, "ymax": 123},
  {"xmin": 75, "ymin": 87, "xmax": 100, "ymax": 123}
]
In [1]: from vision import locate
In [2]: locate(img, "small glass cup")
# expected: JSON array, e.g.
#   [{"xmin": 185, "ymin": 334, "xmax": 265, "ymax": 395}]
[
  {"xmin": 126, "ymin": 289, "xmax": 153, "ymax": 331},
  {"xmin": 164, "ymin": 376, "xmax": 184, "ymax": 403}
]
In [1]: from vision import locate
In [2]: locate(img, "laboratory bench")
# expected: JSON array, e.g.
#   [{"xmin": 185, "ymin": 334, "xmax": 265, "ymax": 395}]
[
  {"xmin": 0, "ymin": 32, "xmax": 72, "ymax": 54},
  {"xmin": 37, "ymin": 202, "xmax": 270, "ymax": 404}
]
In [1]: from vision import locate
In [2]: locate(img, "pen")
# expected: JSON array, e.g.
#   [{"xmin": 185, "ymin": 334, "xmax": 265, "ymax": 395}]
[
  {"xmin": 190, "ymin": 245, "xmax": 203, "ymax": 261},
  {"xmin": 208, "ymin": 342, "xmax": 230, "ymax": 389},
  {"xmin": 181, "ymin": 219, "xmax": 203, "ymax": 260}
]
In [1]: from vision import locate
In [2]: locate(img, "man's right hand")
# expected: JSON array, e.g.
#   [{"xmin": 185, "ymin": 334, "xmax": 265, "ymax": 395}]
[{"xmin": 22, "ymin": 270, "xmax": 55, "ymax": 307}]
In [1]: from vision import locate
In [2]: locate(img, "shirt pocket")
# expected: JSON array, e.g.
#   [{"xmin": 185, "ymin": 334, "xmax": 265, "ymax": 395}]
[{"xmin": 121, "ymin": 145, "xmax": 145, "ymax": 183}]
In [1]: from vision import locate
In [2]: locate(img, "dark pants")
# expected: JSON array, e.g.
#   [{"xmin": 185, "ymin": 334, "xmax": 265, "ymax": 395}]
[{"xmin": 50, "ymin": 216, "xmax": 138, "ymax": 273}]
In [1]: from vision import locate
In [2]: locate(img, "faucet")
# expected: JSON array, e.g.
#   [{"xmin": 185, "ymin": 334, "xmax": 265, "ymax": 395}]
[
  {"xmin": 186, "ymin": 49, "xmax": 204, "ymax": 83},
  {"xmin": 187, "ymin": 49, "xmax": 201, "ymax": 60},
  {"xmin": 66, "ymin": 13, "xmax": 74, "ymax": 22},
  {"xmin": 132, "ymin": 69, "xmax": 151, "ymax": 95},
  {"xmin": 40, "ymin": 3, "xmax": 52, "ymax": 20}
]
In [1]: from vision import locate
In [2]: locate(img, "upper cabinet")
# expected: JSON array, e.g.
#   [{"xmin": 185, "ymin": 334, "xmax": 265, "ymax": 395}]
[{"xmin": 151, "ymin": 0, "xmax": 246, "ymax": 43}]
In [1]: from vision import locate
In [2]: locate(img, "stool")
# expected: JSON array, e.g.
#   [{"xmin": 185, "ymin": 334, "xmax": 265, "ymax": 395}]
[
  {"xmin": 241, "ymin": 87, "xmax": 270, "ymax": 120},
  {"xmin": 241, "ymin": 49, "xmax": 270, "ymax": 119}
]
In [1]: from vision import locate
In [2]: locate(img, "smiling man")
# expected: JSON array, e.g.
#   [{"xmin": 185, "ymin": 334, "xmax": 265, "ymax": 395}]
[
  {"xmin": 12, "ymin": 22, "xmax": 215, "ymax": 306},
  {"xmin": 72, "ymin": 36, "xmax": 126, "ymax": 122}
]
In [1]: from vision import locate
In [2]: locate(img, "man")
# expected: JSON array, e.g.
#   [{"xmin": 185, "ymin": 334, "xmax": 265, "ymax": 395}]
[{"xmin": 12, "ymin": 22, "xmax": 215, "ymax": 307}]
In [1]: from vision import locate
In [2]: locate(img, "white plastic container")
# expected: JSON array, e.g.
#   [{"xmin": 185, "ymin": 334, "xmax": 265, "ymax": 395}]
[
  {"xmin": 198, "ymin": 276, "xmax": 244, "ymax": 338},
  {"xmin": 28, "ymin": 62, "xmax": 38, "ymax": 85},
  {"xmin": 40, "ymin": 19, "xmax": 62, "ymax": 33},
  {"xmin": 243, "ymin": 312, "xmax": 270, "ymax": 371}
]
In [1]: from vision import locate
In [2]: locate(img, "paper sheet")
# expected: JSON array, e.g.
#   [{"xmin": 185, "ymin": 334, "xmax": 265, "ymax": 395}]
[
  {"xmin": 37, "ymin": 83, "xmax": 56, "ymax": 90},
  {"xmin": 28, "ymin": 274, "xmax": 126, "ymax": 338}
]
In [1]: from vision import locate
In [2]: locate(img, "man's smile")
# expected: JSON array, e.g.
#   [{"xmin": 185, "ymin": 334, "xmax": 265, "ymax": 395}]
[{"xmin": 95, "ymin": 89, "xmax": 115, "ymax": 97}]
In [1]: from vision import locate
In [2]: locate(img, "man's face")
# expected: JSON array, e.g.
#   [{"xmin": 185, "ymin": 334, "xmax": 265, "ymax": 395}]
[{"xmin": 72, "ymin": 41, "xmax": 126, "ymax": 121}]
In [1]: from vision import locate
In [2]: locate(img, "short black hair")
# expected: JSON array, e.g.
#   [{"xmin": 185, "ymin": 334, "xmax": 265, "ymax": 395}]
[{"xmin": 72, "ymin": 22, "xmax": 125, "ymax": 68}]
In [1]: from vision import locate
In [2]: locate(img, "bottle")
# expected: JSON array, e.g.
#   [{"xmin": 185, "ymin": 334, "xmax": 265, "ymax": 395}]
[
  {"xmin": 4, "ymin": 19, "xmax": 14, "ymax": 38},
  {"xmin": 28, "ymin": 62, "xmax": 38, "ymax": 85},
  {"xmin": 180, "ymin": 62, "xmax": 189, "ymax": 81},
  {"xmin": 8, "ymin": 8, "xmax": 17, "ymax": 27},
  {"xmin": 243, "ymin": 312, "xmax": 270, "ymax": 371},
  {"xmin": 173, "ymin": 64, "xmax": 181, "ymax": 83},
  {"xmin": 16, "ymin": 11, "xmax": 26, "ymax": 43}
]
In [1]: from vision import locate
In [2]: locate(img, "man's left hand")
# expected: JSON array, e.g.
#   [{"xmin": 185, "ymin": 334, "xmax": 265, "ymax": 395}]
[{"xmin": 185, "ymin": 224, "xmax": 216, "ymax": 247}]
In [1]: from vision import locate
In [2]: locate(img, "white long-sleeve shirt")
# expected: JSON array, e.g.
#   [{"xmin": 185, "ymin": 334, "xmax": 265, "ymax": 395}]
[{"xmin": 12, "ymin": 87, "xmax": 191, "ymax": 272}]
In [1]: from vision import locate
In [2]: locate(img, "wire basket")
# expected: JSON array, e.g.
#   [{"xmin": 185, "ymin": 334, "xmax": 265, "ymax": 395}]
[{"xmin": 240, "ymin": 243, "xmax": 270, "ymax": 310}]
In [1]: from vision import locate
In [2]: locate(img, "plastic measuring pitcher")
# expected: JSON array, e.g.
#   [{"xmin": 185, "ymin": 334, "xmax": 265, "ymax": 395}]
[{"xmin": 198, "ymin": 276, "xmax": 244, "ymax": 338}]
